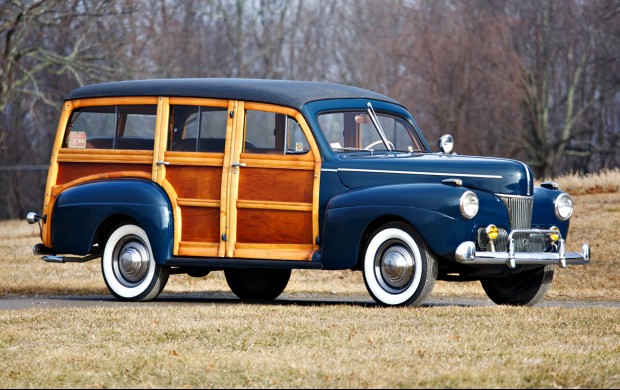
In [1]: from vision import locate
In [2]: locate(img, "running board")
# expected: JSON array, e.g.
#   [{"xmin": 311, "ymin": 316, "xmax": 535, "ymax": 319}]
[
  {"xmin": 42, "ymin": 254, "xmax": 99, "ymax": 263},
  {"xmin": 166, "ymin": 257, "xmax": 323, "ymax": 270}
]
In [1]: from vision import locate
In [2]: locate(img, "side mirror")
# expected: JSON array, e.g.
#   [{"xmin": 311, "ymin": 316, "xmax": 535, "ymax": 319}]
[{"xmin": 437, "ymin": 134, "xmax": 454, "ymax": 154}]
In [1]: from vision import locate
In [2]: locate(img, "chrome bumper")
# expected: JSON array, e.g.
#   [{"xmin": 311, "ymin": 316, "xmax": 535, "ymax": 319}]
[{"xmin": 455, "ymin": 229, "xmax": 590, "ymax": 269}]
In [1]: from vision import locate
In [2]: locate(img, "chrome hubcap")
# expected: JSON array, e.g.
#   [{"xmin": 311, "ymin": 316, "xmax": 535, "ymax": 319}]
[
  {"xmin": 375, "ymin": 241, "xmax": 415, "ymax": 292},
  {"xmin": 113, "ymin": 236, "xmax": 150, "ymax": 286}
]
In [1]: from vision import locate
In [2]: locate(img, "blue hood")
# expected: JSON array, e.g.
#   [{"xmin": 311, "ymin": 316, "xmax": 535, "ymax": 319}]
[{"xmin": 333, "ymin": 153, "xmax": 533, "ymax": 196}]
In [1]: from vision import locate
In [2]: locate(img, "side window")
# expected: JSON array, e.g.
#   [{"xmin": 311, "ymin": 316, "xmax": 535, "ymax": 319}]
[
  {"xmin": 244, "ymin": 110, "xmax": 309, "ymax": 154},
  {"xmin": 169, "ymin": 105, "xmax": 228, "ymax": 152},
  {"xmin": 64, "ymin": 105, "xmax": 156, "ymax": 150},
  {"xmin": 379, "ymin": 116, "xmax": 416, "ymax": 152}
]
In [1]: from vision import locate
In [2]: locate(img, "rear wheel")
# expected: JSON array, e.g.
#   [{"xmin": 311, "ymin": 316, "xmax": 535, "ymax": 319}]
[
  {"xmin": 101, "ymin": 224, "xmax": 169, "ymax": 301},
  {"xmin": 362, "ymin": 222, "xmax": 437, "ymax": 307},
  {"xmin": 224, "ymin": 268, "xmax": 291, "ymax": 301},
  {"xmin": 481, "ymin": 265, "xmax": 554, "ymax": 306}
]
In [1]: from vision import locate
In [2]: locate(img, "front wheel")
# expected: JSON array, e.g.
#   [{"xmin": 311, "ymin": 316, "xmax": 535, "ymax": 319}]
[
  {"xmin": 101, "ymin": 224, "xmax": 169, "ymax": 301},
  {"xmin": 363, "ymin": 222, "xmax": 437, "ymax": 307},
  {"xmin": 224, "ymin": 268, "xmax": 291, "ymax": 301},
  {"xmin": 480, "ymin": 265, "xmax": 554, "ymax": 306}
]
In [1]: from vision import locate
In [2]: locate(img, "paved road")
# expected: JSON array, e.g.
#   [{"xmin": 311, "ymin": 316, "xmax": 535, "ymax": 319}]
[{"xmin": 1, "ymin": 293, "xmax": 618, "ymax": 310}]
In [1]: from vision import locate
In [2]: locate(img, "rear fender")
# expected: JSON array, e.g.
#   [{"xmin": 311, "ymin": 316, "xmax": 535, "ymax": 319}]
[{"xmin": 50, "ymin": 179, "xmax": 173, "ymax": 263}]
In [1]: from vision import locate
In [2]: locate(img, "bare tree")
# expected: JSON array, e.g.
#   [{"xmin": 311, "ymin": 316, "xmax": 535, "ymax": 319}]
[
  {"xmin": 0, "ymin": 0, "xmax": 135, "ymax": 219},
  {"xmin": 351, "ymin": 1, "xmax": 524, "ymax": 157},
  {"xmin": 0, "ymin": 0, "xmax": 135, "ymax": 111},
  {"xmin": 1, "ymin": 0, "xmax": 618, "ymax": 220},
  {"xmin": 506, "ymin": 0, "xmax": 620, "ymax": 176}
]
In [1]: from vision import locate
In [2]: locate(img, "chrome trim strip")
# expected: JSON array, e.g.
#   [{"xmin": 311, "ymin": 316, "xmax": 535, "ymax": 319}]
[
  {"xmin": 321, "ymin": 168, "xmax": 338, "ymax": 172},
  {"xmin": 336, "ymin": 168, "xmax": 502, "ymax": 179},
  {"xmin": 495, "ymin": 193, "xmax": 529, "ymax": 198},
  {"xmin": 518, "ymin": 161, "xmax": 532, "ymax": 196}
]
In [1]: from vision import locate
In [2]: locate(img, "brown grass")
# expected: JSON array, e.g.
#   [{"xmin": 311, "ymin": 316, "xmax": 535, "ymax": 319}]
[
  {"xmin": 0, "ymin": 171, "xmax": 619, "ymax": 388},
  {"xmin": 0, "ymin": 305, "xmax": 618, "ymax": 388},
  {"xmin": 538, "ymin": 168, "xmax": 620, "ymax": 195}
]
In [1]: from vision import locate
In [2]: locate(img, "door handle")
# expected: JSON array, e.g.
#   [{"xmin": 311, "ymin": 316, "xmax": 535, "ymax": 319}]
[
  {"xmin": 156, "ymin": 160, "xmax": 170, "ymax": 166},
  {"xmin": 231, "ymin": 162, "xmax": 246, "ymax": 168}
]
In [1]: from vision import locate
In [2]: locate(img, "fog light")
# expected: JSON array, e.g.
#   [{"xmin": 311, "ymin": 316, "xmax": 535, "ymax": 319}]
[
  {"xmin": 486, "ymin": 224, "xmax": 499, "ymax": 240},
  {"xmin": 549, "ymin": 226, "xmax": 560, "ymax": 242}
]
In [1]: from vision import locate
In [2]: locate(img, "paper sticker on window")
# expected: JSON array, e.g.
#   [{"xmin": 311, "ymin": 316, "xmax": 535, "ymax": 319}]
[
  {"xmin": 68, "ymin": 131, "xmax": 87, "ymax": 149},
  {"xmin": 295, "ymin": 142, "xmax": 303, "ymax": 152}
]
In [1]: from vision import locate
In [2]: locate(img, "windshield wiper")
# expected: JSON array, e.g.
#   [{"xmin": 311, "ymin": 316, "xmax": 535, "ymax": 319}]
[{"xmin": 366, "ymin": 102, "xmax": 393, "ymax": 151}]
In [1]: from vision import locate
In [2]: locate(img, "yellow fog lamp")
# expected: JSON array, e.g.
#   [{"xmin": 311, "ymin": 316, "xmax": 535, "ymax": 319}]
[
  {"xmin": 549, "ymin": 226, "xmax": 560, "ymax": 242},
  {"xmin": 486, "ymin": 224, "xmax": 499, "ymax": 241}
]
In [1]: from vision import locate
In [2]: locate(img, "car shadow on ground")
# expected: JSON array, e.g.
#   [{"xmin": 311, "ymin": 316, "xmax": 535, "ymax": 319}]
[
  {"xmin": 3, "ymin": 291, "xmax": 615, "ymax": 310},
  {"xmin": 0, "ymin": 292, "xmax": 497, "ymax": 310}
]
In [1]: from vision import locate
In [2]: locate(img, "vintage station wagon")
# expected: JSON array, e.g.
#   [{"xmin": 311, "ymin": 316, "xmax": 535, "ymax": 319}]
[{"xmin": 27, "ymin": 78, "xmax": 590, "ymax": 306}]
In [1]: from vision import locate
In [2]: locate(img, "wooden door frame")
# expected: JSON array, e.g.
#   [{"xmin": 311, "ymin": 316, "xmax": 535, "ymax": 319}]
[{"xmin": 226, "ymin": 102, "xmax": 322, "ymax": 260}]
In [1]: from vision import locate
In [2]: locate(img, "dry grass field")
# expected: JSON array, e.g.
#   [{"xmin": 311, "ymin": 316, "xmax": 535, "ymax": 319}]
[{"xmin": 0, "ymin": 170, "xmax": 618, "ymax": 388}]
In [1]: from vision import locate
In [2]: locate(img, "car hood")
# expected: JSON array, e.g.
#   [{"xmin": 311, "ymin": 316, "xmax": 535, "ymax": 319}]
[{"xmin": 333, "ymin": 153, "xmax": 533, "ymax": 196}]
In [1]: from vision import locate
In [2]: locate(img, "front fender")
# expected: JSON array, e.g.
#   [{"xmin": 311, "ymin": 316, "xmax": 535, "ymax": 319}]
[
  {"xmin": 51, "ymin": 179, "xmax": 173, "ymax": 263},
  {"xmin": 532, "ymin": 186, "xmax": 571, "ymax": 238},
  {"xmin": 319, "ymin": 183, "xmax": 506, "ymax": 269}
]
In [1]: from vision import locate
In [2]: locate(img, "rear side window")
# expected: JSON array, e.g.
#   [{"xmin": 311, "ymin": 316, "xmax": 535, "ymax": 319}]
[
  {"xmin": 64, "ymin": 105, "xmax": 157, "ymax": 150},
  {"xmin": 168, "ymin": 105, "xmax": 229, "ymax": 152},
  {"xmin": 244, "ymin": 110, "xmax": 309, "ymax": 154}
]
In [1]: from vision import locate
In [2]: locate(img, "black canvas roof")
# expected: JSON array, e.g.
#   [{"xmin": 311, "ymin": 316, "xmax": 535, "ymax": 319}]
[{"xmin": 65, "ymin": 78, "xmax": 401, "ymax": 110}]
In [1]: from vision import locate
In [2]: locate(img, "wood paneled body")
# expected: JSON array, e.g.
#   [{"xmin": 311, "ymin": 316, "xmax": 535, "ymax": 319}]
[
  {"xmin": 164, "ymin": 153, "xmax": 225, "ymax": 257},
  {"xmin": 238, "ymin": 167, "xmax": 314, "ymax": 203},
  {"xmin": 43, "ymin": 96, "xmax": 322, "ymax": 263},
  {"xmin": 231, "ymin": 151, "xmax": 318, "ymax": 260}
]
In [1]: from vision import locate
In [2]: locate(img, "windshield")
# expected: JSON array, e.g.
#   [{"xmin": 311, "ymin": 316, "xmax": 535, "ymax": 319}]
[{"xmin": 318, "ymin": 110, "xmax": 426, "ymax": 153}]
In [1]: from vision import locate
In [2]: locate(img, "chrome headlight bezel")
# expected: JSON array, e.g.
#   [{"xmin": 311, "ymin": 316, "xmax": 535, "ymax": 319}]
[
  {"xmin": 554, "ymin": 193, "xmax": 574, "ymax": 221},
  {"xmin": 459, "ymin": 190, "xmax": 479, "ymax": 220}
]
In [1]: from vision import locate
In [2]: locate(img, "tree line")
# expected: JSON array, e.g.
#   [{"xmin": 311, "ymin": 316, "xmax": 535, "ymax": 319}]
[{"xmin": 1, "ymin": 0, "xmax": 618, "ymax": 220}]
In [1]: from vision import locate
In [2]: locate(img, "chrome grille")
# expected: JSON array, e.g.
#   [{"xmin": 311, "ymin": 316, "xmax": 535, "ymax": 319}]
[{"xmin": 498, "ymin": 195, "xmax": 533, "ymax": 230}]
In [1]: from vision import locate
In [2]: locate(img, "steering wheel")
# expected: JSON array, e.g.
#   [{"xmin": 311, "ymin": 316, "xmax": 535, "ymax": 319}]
[{"xmin": 364, "ymin": 140, "xmax": 394, "ymax": 150}]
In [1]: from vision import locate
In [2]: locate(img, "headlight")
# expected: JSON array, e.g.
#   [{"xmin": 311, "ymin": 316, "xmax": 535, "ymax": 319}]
[
  {"xmin": 459, "ymin": 191, "xmax": 479, "ymax": 219},
  {"xmin": 554, "ymin": 193, "xmax": 574, "ymax": 221}
]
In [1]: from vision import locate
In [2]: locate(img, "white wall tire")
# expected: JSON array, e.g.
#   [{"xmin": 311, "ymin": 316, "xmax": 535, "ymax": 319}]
[
  {"xmin": 101, "ymin": 224, "xmax": 169, "ymax": 301},
  {"xmin": 363, "ymin": 222, "xmax": 437, "ymax": 307}
]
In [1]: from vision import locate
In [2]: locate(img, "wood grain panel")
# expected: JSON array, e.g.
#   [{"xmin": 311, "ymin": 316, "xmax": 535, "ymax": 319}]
[
  {"xmin": 238, "ymin": 168, "xmax": 313, "ymax": 203},
  {"xmin": 178, "ymin": 242, "xmax": 220, "ymax": 257},
  {"xmin": 58, "ymin": 149, "xmax": 153, "ymax": 163},
  {"xmin": 233, "ymin": 243, "xmax": 315, "ymax": 260},
  {"xmin": 236, "ymin": 209, "xmax": 312, "ymax": 244},
  {"xmin": 56, "ymin": 163, "xmax": 151, "ymax": 185},
  {"xmin": 180, "ymin": 207, "xmax": 221, "ymax": 243},
  {"xmin": 165, "ymin": 165, "xmax": 222, "ymax": 200}
]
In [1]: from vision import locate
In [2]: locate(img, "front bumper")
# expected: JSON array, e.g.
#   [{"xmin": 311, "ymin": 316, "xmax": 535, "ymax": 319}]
[{"xmin": 455, "ymin": 228, "xmax": 590, "ymax": 269}]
